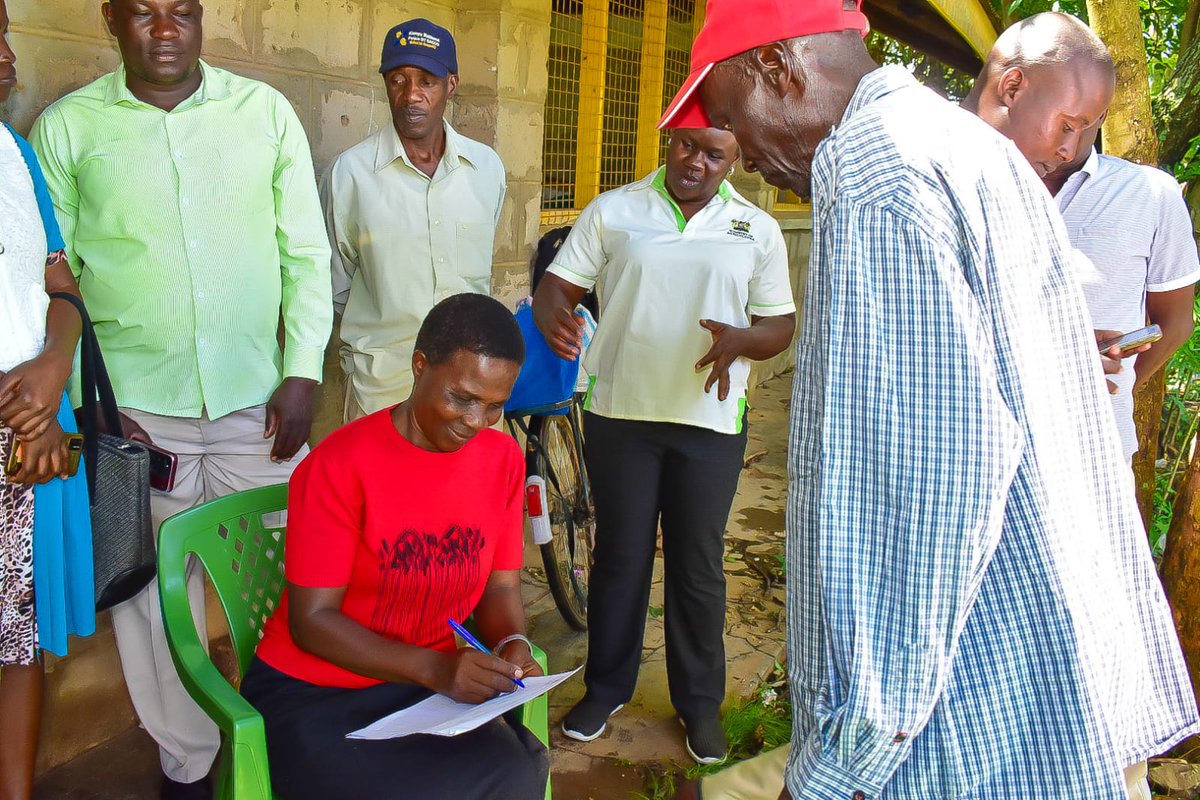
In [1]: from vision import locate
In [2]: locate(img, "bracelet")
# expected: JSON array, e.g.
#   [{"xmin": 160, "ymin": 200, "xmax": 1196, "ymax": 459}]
[{"xmin": 494, "ymin": 633, "xmax": 533, "ymax": 656}]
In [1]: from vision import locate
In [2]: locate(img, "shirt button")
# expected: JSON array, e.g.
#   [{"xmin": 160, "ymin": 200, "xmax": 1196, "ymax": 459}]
[
  {"xmin": 852, "ymin": 792, "xmax": 866, "ymax": 800},
  {"xmin": 182, "ymin": 197, "xmax": 190, "ymax": 206},
  {"xmin": 197, "ymin": 337, "xmax": 206, "ymax": 345},
  {"xmin": 438, "ymin": 257, "xmax": 446, "ymax": 262},
  {"xmin": 433, "ymin": 220, "xmax": 441, "ymax": 226},
  {"xmin": 189, "ymin": 240, "xmax": 198, "ymax": 249},
  {"xmin": 196, "ymin": 291, "xmax": 205, "ymax": 300},
  {"xmin": 174, "ymin": 151, "xmax": 183, "ymax": 159}
]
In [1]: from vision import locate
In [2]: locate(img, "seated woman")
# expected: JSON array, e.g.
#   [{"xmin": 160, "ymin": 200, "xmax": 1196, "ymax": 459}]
[{"xmin": 243, "ymin": 293, "xmax": 548, "ymax": 800}]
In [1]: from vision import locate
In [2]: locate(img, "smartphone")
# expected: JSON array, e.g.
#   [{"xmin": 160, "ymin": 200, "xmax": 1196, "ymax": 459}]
[
  {"xmin": 3, "ymin": 440, "xmax": 21, "ymax": 477},
  {"xmin": 4, "ymin": 433, "xmax": 85, "ymax": 478},
  {"xmin": 1098, "ymin": 324, "xmax": 1163, "ymax": 355},
  {"xmin": 143, "ymin": 441, "xmax": 178, "ymax": 493},
  {"xmin": 64, "ymin": 433, "xmax": 84, "ymax": 476}
]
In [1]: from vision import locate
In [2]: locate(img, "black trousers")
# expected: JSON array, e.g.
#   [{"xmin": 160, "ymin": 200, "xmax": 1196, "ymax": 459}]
[
  {"xmin": 581, "ymin": 411, "xmax": 747, "ymax": 720},
  {"xmin": 240, "ymin": 658, "xmax": 549, "ymax": 800}
]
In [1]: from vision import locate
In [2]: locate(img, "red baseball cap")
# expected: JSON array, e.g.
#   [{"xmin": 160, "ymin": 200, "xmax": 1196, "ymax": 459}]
[{"xmin": 658, "ymin": 0, "xmax": 869, "ymax": 130}]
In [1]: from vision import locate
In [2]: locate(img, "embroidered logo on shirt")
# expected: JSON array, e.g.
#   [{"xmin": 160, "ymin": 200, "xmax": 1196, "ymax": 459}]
[{"xmin": 727, "ymin": 219, "xmax": 754, "ymax": 240}]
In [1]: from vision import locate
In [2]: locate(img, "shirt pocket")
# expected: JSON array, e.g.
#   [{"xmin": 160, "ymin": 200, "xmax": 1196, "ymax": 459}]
[
  {"xmin": 456, "ymin": 221, "xmax": 496, "ymax": 289},
  {"xmin": 1073, "ymin": 233, "xmax": 1149, "ymax": 287}
]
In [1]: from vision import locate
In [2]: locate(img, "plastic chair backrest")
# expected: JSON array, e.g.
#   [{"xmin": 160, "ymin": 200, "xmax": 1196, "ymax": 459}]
[{"xmin": 161, "ymin": 483, "xmax": 289, "ymax": 677}]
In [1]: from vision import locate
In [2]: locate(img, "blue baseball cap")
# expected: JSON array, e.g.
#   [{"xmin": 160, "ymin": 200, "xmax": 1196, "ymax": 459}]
[{"xmin": 380, "ymin": 19, "xmax": 457, "ymax": 77}]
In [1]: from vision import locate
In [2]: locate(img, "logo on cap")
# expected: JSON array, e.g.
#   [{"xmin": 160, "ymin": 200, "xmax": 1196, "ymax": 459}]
[{"xmin": 402, "ymin": 30, "xmax": 442, "ymax": 51}]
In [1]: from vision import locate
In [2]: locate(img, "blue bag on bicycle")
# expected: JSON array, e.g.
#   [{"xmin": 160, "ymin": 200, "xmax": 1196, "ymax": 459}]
[{"xmin": 506, "ymin": 304, "xmax": 580, "ymax": 416}]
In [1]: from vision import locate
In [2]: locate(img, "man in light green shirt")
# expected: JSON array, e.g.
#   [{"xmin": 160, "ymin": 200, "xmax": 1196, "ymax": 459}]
[
  {"xmin": 30, "ymin": 1, "xmax": 331, "ymax": 797},
  {"xmin": 325, "ymin": 18, "xmax": 506, "ymax": 419}
]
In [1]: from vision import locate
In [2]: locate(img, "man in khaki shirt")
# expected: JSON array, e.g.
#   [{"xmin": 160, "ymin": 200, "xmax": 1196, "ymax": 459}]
[{"xmin": 324, "ymin": 18, "xmax": 506, "ymax": 419}]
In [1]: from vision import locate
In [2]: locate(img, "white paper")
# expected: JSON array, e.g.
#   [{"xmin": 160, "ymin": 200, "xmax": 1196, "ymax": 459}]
[{"xmin": 347, "ymin": 668, "xmax": 580, "ymax": 740}]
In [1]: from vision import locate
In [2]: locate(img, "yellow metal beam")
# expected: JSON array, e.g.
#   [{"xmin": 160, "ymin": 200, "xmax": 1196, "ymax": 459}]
[
  {"xmin": 573, "ymin": 0, "xmax": 610, "ymax": 210},
  {"xmin": 635, "ymin": 0, "xmax": 670, "ymax": 176},
  {"xmin": 924, "ymin": 0, "xmax": 998, "ymax": 60}
]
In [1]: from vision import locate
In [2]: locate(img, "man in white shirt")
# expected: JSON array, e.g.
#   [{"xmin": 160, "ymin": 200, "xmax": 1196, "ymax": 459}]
[
  {"xmin": 324, "ymin": 18, "xmax": 507, "ymax": 419},
  {"xmin": 965, "ymin": 12, "xmax": 1200, "ymax": 463},
  {"xmin": 1046, "ymin": 142, "xmax": 1199, "ymax": 459}
]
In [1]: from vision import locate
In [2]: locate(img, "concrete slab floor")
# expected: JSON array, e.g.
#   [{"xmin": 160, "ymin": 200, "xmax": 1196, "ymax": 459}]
[{"xmin": 33, "ymin": 373, "xmax": 793, "ymax": 799}]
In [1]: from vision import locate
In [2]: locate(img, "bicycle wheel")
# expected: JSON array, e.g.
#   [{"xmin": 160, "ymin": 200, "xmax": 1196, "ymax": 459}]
[{"xmin": 527, "ymin": 409, "xmax": 593, "ymax": 631}]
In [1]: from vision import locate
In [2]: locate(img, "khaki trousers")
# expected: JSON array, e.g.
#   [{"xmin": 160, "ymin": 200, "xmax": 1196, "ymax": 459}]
[
  {"xmin": 698, "ymin": 745, "xmax": 1151, "ymax": 800},
  {"xmin": 110, "ymin": 405, "xmax": 306, "ymax": 783},
  {"xmin": 343, "ymin": 380, "xmax": 368, "ymax": 423}
]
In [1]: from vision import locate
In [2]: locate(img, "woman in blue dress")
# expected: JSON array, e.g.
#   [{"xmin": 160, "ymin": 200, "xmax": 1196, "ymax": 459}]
[{"xmin": 0, "ymin": 3, "xmax": 94, "ymax": 796}]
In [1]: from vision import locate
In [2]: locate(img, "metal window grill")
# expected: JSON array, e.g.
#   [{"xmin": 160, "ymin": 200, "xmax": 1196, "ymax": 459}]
[
  {"xmin": 599, "ymin": 0, "xmax": 644, "ymax": 194},
  {"xmin": 542, "ymin": 0, "xmax": 585, "ymax": 222},
  {"xmin": 658, "ymin": 0, "xmax": 695, "ymax": 164},
  {"xmin": 541, "ymin": 0, "xmax": 699, "ymax": 225}
]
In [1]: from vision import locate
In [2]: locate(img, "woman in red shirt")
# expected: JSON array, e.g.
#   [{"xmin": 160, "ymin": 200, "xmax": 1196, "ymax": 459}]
[{"xmin": 242, "ymin": 294, "xmax": 547, "ymax": 799}]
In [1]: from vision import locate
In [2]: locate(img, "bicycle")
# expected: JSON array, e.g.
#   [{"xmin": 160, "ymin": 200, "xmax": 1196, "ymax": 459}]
[
  {"xmin": 504, "ymin": 225, "xmax": 597, "ymax": 631},
  {"xmin": 505, "ymin": 396, "xmax": 594, "ymax": 631}
]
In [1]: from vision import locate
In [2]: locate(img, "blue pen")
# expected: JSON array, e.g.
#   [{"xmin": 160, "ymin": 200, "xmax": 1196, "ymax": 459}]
[{"xmin": 447, "ymin": 619, "xmax": 526, "ymax": 688}]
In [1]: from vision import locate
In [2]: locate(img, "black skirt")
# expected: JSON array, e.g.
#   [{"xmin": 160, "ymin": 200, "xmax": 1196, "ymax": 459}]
[{"xmin": 241, "ymin": 657, "xmax": 549, "ymax": 800}]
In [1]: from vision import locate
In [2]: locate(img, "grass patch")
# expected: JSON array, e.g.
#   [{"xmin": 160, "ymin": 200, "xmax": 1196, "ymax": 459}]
[{"xmin": 633, "ymin": 664, "xmax": 792, "ymax": 800}]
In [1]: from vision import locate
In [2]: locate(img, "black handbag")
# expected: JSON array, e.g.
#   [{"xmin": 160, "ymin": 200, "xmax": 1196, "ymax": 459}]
[{"xmin": 50, "ymin": 292, "xmax": 156, "ymax": 611}]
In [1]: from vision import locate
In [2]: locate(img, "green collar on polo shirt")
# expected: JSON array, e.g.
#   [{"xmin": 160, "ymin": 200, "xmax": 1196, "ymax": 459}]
[{"xmin": 649, "ymin": 167, "xmax": 733, "ymax": 233}]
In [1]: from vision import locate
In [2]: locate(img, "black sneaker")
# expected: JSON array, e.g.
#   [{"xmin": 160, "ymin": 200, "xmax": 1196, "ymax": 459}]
[
  {"xmin": 561, "ymin": 698, "xmax": 624, "ymax": 742},
  {"xmin": 680, "ymin": 715, "xmax": 728, "ymax": 764}
]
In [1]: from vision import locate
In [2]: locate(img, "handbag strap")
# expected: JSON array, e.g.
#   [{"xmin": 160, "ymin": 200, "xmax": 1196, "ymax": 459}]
[{"xmin": 48, "ymin": 291, "xmax": 123, "ymax": 501}]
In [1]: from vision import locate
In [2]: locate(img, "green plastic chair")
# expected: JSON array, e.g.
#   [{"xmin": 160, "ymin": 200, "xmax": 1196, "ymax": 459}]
[{"xmin": 157, "ymin": 483, "xmax": 552, "ymax": 800}]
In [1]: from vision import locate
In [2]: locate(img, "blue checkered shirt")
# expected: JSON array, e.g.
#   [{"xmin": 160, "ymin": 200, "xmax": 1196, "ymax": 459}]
[{"xmin": 786, "ymin": 66, "xmax": 1199, "ymax": 800}]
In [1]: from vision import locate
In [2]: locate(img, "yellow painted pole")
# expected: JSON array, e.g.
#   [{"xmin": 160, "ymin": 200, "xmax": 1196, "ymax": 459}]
[
  {"xmin": 923, "ymin": 0, "xmax": 999, "ymax": 60},
  {"xmin": 635, "ymin": 0, "xmax": 670, "ymax": 176},
  {"xmin": 692, "ymin": 0, "xmax": 705, "ymax": 43},
  {"xmin": 573, "ymin": 0, "xmax": 610, "ymax": 210}
]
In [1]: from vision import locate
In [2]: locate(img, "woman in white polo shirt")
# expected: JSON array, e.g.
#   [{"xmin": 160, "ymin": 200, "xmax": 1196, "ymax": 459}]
[{"xmin": 533, "ymin": 127, "xmax": 795, "ymax": 764}]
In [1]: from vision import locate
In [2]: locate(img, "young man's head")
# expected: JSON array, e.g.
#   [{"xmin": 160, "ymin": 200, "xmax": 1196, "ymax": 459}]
[
  {"xmin": 963, "ymin": 12, "xmax": 1114, "ymax": 178},
  {"xmin": 379, "ymin": 18, "xmax": 458, "ymax": 144},
  {"xmin": 659, "ymin": 0, "xmax": 875, "ymax": 200},
  {"xmin": 102, "ymin": 0, "xmax": 204, "ymax": 92},
  {"xmin": 406, "ymin": 293, "xmax": 525, "ymax": 453}
]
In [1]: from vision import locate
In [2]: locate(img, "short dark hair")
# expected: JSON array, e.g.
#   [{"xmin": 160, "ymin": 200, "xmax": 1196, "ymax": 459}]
[{"xmin": 414, "ymin": 293, "xmax": 525, "ymax": 367}]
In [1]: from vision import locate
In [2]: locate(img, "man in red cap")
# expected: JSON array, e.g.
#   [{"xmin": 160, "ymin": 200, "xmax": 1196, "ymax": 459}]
[{"xmin": 659, "ymin": 1, "xmax": 1199, "ymax": 799}]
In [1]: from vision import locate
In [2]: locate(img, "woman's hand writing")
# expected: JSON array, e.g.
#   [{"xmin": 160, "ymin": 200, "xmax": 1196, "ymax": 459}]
[
  {"xmin": 431, "ymin": 647, "xmax": 526, "ymax": 705},
  {"xmin": 498, "ymin": 639, "xmax": 543, "ymax": 680}
]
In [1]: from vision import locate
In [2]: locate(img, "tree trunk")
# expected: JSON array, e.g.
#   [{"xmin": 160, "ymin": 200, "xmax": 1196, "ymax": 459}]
[
  {"xmin": 1162, "ymin": 446, "xmax": 1200, "ymax": 751},
  {"xmin": 1182, "ymin": 0, "xmax": 1198, "ymax": 53},
  {"xmin": 1087, "ymin": 0, "xmax": 1163, "ymax": 525},
  {"xmin": 1160, "ymin": 34, "xmax": 1200, "ymax": 170},
  {"xmin": 1133, "ymin": 375, "xmax": 1166, "ymax": 531},
  {"xmin": 1086, "ymin": 0, "xmax": 1160, "ymax": 165}
]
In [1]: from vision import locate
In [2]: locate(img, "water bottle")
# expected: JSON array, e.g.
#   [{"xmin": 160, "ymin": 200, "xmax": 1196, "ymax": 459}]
[{"xmin": 525, "ymin": 475, "xmax": 553, "ymax": 545}]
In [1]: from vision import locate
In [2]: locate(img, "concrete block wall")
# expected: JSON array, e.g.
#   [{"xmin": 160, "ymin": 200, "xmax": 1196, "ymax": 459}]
[
  {"xmin": 2, "ymin": 0, "xmax": 553, "ymax": 445},
  {"xmin": 2, "ymin": 0, "xmax": 552, "ymax": 773}
]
